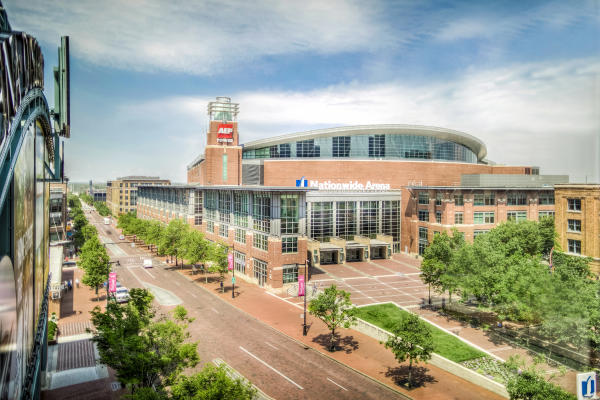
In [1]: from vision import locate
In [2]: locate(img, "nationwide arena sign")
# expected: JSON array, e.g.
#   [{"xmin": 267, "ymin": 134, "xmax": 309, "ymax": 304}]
[
  {"xmin": 216, "ymin": 123, "xmax": 233, "ymax": 143},
  {"xmin": 296, "ymin": 177, "xmax": 391, "ymax": 191}
]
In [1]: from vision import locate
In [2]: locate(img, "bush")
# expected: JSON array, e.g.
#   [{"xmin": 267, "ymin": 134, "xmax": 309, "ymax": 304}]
[
  {"xmin": 506, "ymin": 371, "xmax": 575, "ymax": 400},
  {"xmin": 48, "ymin": 320, "xmax": 58, "ymax": 341}
]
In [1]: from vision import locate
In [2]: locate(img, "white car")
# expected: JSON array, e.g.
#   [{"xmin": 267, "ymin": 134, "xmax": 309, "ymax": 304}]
[
  {"xmin": 119, "ymin": 234, "xmax": 125, "ymax": 240},
  {"xmin": 114, "ymin": 287, "xmax": 130, "ymax": 303}
]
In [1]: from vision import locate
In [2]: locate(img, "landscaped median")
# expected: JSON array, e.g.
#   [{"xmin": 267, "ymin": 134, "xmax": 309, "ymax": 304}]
[{"xmin": 354, "ymin": 303, "xmax": 510, "ymax": 398}]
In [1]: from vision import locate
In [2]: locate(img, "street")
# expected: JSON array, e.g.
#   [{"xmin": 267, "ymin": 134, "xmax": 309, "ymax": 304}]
[{"xmin": 85, "ymin": 209, "xmax": 408, "ymax": 400}]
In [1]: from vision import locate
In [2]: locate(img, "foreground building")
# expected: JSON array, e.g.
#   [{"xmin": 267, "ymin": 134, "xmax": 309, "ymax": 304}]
[
  {"xmin": 554, "ymin": 184, "xmax": 600, "ymax": 275},
  {"xmin": 137, "ymin": 97, "xmax": 566, "ymax": 289},
  {"xmin": 106, "ymin": 176, "xmax": 170, "ymax": 215},
  {"xmin": 0, "ymin": 4, "xmax": 70, "ymax": 397}
]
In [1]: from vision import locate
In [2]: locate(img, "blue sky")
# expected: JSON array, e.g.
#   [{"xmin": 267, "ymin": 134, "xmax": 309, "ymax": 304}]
[{"xmin": 4, "ymin": 0, "xmax": 599, "ymax": 183}]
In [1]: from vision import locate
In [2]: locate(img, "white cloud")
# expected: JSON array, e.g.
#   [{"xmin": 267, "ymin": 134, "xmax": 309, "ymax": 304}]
[
  {"xmin": 132, "ymin": 57, "xmax": 599, "ymax": 182},
  {"xmin": 4, "ymin": 0, "xmax": 393, "ymax": 75}
]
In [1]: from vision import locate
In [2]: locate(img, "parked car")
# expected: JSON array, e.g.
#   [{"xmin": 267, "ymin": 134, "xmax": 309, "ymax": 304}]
[
  {"xmin": 119, "ymin": 234, "xmax": 125, "ymax": 240},
  {"xmin": 114, "ymin": 287, "xmax": 130, "ymax": 303}
]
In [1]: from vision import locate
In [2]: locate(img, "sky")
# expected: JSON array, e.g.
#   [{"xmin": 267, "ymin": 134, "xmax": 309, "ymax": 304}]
[{"xmin": 3, "ymin": 0, "xmax": 599, "ymax": 183}]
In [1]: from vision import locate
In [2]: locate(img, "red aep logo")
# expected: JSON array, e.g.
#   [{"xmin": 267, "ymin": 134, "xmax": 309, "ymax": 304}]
[{"xmin": 217, "ymin": 124, "xmax": 233, "ymax": 138}]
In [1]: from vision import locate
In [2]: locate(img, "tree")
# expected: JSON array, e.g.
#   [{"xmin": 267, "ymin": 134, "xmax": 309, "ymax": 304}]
[
  {"xmin": 79, "ymin": 235, "xmax": 110, "ymax": 300},
  {"xmin": 182, "ymin": 230, "xmax": 210, "ymax": 277},
  {"xmin": 90, "ymin": 290, "xmax": 199, "ymax": 391},
  {"xmin": 421, "ymin": 230, "xmax": 465, "ymax": 304},
  {"xmin": 308, "ymin": 284, "xmax": 357, "ymax": 351},
  {"xmin": 170, "ymin": 364, "xmax": 257, "ymax": 400},
  {"xmin": 384, "ymin": 313, "xmax": 434, "ymax": 388},
  {"xmin": 144, "ymin": 221, "xmax": 164, "ymax": 253},
  {"xmin": 159, "ymin": 219, "xmax": 188, "ymax": 265},
  {"xmin": 208, "ymin": 243, "xmax": 229, "ymax": 291},
  {"xmin": 81, "ymin": 224, "xmax": 98, "ymax": 241}
]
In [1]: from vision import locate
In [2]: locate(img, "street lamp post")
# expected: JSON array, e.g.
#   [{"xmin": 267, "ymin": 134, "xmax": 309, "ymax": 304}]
[{"xmin": 303, "ymin": 259, "xmax": 308, "ymax": 336}]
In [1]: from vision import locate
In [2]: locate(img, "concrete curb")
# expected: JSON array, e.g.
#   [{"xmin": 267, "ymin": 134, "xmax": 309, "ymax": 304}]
[{"xmin": 174, "ymin": 267, "xmax": 413, "ymax": 400}]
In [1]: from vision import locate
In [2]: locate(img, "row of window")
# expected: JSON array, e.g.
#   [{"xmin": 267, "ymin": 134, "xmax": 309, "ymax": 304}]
[
  {"xmin": 233, "ymin": 251, "xmax": 300, "ymax": 285},
  {"xmin": 418, "ymin": 192, "xmax": 555, "ymax": 206},
  {"xmin": 420, "ymin": 210, "xmax": 555, "ymax": 224}
]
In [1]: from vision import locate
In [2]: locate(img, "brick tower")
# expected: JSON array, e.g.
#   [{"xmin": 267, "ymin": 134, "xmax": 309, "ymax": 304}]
[{"xmin": 201, "ymin": 97, "xmax": 242, "ymax": 185}]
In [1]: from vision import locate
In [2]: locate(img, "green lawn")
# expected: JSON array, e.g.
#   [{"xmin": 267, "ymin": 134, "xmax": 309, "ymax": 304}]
[{"xmin": 355, "ymin": 303, "xmax": 486, "ymax": 363}]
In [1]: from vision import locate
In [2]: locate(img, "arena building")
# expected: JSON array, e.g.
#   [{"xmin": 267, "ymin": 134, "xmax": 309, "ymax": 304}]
[{"xmin": 137, "ymin": 97, "xmax": 565, "ymax": 290}]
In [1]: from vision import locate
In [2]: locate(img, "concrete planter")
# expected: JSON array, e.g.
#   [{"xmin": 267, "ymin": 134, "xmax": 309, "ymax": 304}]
[{"xmin": 353, "ymin": 317, "xmax": 510, "ymax": 398}]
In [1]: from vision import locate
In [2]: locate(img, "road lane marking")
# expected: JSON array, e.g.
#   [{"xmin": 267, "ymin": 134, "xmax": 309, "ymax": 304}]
[
  {"xmin": 140, "ymin": 267, "xmax": 155, "ymax": 279},
  {"xmin": 264, "ymin": 342, "xmax": 279, "ymax": 350},
  {"xmin": 211, "ymin": 307, "xmax": 220, "ymax": 314},
  {"xmin": 265, "ymin": 291, "xmax": 302, "ymax": 310},
  {"xmin": 327, "ymin": 377, "xmax": 348, "ymax": 391},
  {"xmin": 239, "ymin": 346, "xmax": 303, "ymax": 390},
  {"xmin": 189, "ymin": 292, "xmax": 197, "ymax": 298}
]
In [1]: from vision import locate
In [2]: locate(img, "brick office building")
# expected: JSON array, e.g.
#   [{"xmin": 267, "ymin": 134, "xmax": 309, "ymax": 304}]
[
  {"xmin": 554, "ymin": 184, "xmax": 600, "ymax": 275},
  {"xmin": 138, "ymin": 96, "xmax": 566, "ymax": 290}
]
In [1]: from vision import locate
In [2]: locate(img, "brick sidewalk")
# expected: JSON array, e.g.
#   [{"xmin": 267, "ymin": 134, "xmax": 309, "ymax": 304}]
[{"xmin": 174, "ymin": 264, "xmax": 505, "ymax": 400}]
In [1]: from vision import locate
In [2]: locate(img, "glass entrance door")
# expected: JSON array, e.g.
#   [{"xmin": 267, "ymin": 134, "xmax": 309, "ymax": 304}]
[{"xmin": 254, "ymin": 259, "xmax": 267, "ymax": 287}]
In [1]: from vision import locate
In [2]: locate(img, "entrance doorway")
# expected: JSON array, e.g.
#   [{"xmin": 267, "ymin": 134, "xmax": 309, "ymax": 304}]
[
  {"xmin": 254, "ymin": 259, "xmax": 267, "ymax": 287},
  {"xmin": 371, "ymin": 246, "xmax": 386, "ymax": 260},
  {"xmin": 320, "ymin": 250, "xmax": 338, "ymax": 265},
  {"xmin": 346, "ymin": 248, "xmax": 363, "ymax": 262}
]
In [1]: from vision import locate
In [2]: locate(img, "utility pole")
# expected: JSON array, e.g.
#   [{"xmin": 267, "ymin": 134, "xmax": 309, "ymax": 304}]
[{"xmin": 303, "ymin": 259, "xmax": 308, "ymax": 336}]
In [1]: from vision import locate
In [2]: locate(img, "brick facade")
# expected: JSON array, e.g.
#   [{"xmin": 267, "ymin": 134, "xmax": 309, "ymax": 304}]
[{"xmin": 554, "ymin": 184, "xmax": 600, "ymax": 275}]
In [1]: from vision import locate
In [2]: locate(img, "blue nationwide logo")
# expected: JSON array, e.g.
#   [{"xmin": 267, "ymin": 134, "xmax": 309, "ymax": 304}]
[
  {"xmin": 582, "ymin": 374, "xmax": 596, "ymax": 398},
  {"xmin": 295, "ymin": 177, "xmax": 308, "ymax": 187}
]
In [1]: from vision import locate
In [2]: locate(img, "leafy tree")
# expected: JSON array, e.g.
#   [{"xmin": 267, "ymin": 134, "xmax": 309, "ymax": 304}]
[
  {"xmin": 144, "ymin": 221, "xmax": 164, "ymax": 253},
  {"xmin": 68, "ymin": 194, "xmax": 81, "ymax": 209},
  {"xmin": 81, "ymin": 224, "xmax": 98, "ymax": 241},
  {"xmin": 94, "ymin": 201, "xmax": 111, "ymax": 216},
  {"xmin": 421, "ymin": 230, "xmax": 465, "ymax": 304},
  {"xmin": 80, "ymin": 193, "xmax": 93, "ymax": 204},
  {"xmin": 538, "ymin": 216, "xmax": 558, "ymax": 257},
  {"xmin": 90, "ymin": 290, "xmax": 199, "ymax": 391},
  {"xmin": 79, "ymin": 235, "xmax": 110, "ymax": 300},
  {"xmin": 72, "ymin": 211, "xmax": 89, "ymax": 250},
  {"xmin": 170, "ymin": 364, "xmax": 257, "ymax": 400},
  {"xmin": 208, "ymin": 243, "xmax": 229, "ymax": 290},
  {"xmin": 506, "ymin": 372, "xmax": 575, "ymax": 400},
  {"xmin": 384, "ymin": 312, "xmax": 434, "ymax": 388},
  {"xmin": 182, "ymin": 230, "xmax": 210, "ymax": 277},
  {"xmin": 159, "ymin": 219, "xmax": 189, "ymax": 265},
  {"xmin": 308, "ymin": 284, "xmax": 357, "ymax": 351}
]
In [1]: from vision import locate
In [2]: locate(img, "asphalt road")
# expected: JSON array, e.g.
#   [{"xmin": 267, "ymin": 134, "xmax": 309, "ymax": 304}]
[{"xmin": 84, "ymin": 209, "xmax": 409, "ymax": 400}]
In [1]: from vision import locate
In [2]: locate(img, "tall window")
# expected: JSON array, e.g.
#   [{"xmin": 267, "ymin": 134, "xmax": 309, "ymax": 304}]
[
  {"xmin": 382, "ymin": 200, "xmax": 401, "ymax": 242},
  {"xmin": 368, "ymin": 135, "xmax": 385, "ymax": 157},
  {"xmin": 332, "ymin": 136, "xmax": 351, "ymax": 157},
  {"xmin": 296, "ymin": 139, "xmax": 320, "ymax": 157},
  {"xmin": 280, "ymin": 195, "xmax": 299, "ymax": 234},
  {"xmin": 474, "ymin": 212, "xmax": 495, "ymax": 224},
  {"xmin": 474, "ymin": 193, "xmax": 495, "ymax": 206},
  {"xmin": 454, "ymin": 194, "xmax": 464, "ymax": 206},
  {"xmin": 219, "ymin": 191, "xmax": 231, "ymax": 224},
  {"xmin": 235, "ymin": 228, "xmax": 246, "ymax": 244},
  {"xmin": 253, "ymin": 193, "xmax": 271, "ymax": 233},
  {"xmin": 539, "ymin": 192, "xmax": 554, "ymax": 205},
  {"xmin": 336, "ymin": 201, "xmax": 357, "ymax": 239},
  {"xmin": 206, "ymin": 221, "xmax": 215, "ymax": 233},
  {"xmin": 360, "ymin": 201, "xmax": 378, "ymax": 236},
  {"xmin": 418, "ymin": 210, "xmax": 429, "ymax": 222},
  {"xmin": 222, "ymin": 154, "xmax": 228, "ymax": 182},
  {"xmin": 234, "ymin": 251, "xmax": 246, "ymax": 274},
  {"xmin": 507, "ymin": 192, "xmax": 527, "ymax": 206},
  {"xmin": 219, "ymin": 224, "xmax": 228, "ymax": 238},
  {"xmin": 507, "ymin": 211, "xmax": 527, "ymax": 222},
  {"xmin": 567, "ymin": 198, "xmax": 581, "ymax": 211},
  {"xmin": 283, "ymin": 265, "xmax": 299, "ymax": 284},
  {"xmin": 538, "ymin": 211, "xmax": 555, "ymax": 220},
  {"xmin": 567, "ymin": 219, "xmax": 581, "ymax": 232},
  {"xmin": 254, "ymin": 233, "xmax": 268, "ymax": 251},
  {"xmin": 418, "ymin": 227, "xmax": 428, "ymax": 255},
  {"xmin": 454, "ymin": 212, "xmax": 463, "ymax": 224},
  {"xmin": 435, "ymin": 211, "xmax": 442, "ymax": 224},
  {"xmin": 282, "ymin": 237, "xmax": 298, "ymax": 253},
  {"xmin": 311, "ymin": 202, "xmax": 333, "ymax": 240},
  {"xmin": 418, "ymin": 192, "xmax": 429, "ymax": 205},
  {"xmin": 435, "ymin": 193, "xmax": 443, "ymax": 206},
  {"xmin": 568, "ymin": 239, "xmax": 581, "ymax": 255},
  {"xmin": 233, "ymin": 192, "xmax": 249, "ymax": 227}
]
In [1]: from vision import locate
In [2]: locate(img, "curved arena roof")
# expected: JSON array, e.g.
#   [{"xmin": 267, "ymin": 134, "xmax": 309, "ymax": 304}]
[{"xmin": 242, "ymin": 124, "xmax": 487, "ymax": 162}]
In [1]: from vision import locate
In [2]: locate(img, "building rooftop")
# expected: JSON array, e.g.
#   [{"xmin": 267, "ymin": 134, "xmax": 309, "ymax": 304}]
[
  {"xmin": 115, "ymin": 176, "xmax": 169, "ymax": 181},
  {"xmin": 137, "ymin": 184, "xmax": 316, "ymax": 192}
]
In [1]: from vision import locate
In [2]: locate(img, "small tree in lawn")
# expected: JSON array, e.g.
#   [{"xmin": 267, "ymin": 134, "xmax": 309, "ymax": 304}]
[
  {"xmin": 79, "ymin": 235, "xmax": 110, "ymax": 300},
  {"xmin": 384, "ymin": 313, "xmax": 433, "ymax": 388},
  {"xmin": 308, "ymin": 285, "xmax": 357, "ymax": 351}
]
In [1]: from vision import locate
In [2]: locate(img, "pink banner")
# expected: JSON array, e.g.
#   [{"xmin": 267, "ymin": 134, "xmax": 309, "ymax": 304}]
[
  {"xmin": 228, "ymin": 253, "xmax": 234, "ymax": 271},
  {"xmin": 298, "ymin": 275, "xmax": 305, "ymax": 297},
  {"xmin": 109, "ymin": 272, "xmax": 117, "ymax": 293}
]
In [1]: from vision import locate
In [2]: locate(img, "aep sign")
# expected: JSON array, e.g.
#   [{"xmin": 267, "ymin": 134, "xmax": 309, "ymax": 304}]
[
  {"xmin": 577, "ymin": 371, "xmax": 597, "ymax": 400},
  {"xmin": 217, "ymin": 123, "xmax": 234, "ymax": 143}
]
